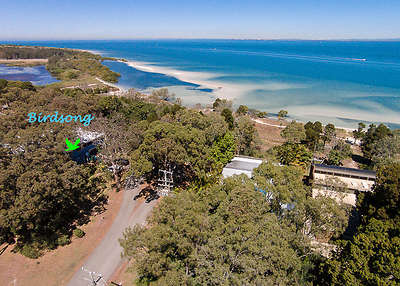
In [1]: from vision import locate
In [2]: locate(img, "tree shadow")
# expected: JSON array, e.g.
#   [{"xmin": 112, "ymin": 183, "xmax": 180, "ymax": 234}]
[
  {"xmin": 0, "ymin": 244, "xmax": 8, "ymax": 256},
  {"xmin": 76, "ymin": 194, "xmax": 108, "ymax": 226},
  {"xmin": 341, "ymin": 207, "xmax": 360, "ymax": 240},
  {"xmin": 351, "ymin": 154, "xmax": 370, "ymax": 166}
]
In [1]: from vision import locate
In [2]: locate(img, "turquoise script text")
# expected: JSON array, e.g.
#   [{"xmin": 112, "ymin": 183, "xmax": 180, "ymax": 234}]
[{"xmin": 27, "ymin": 111, "xmax": 95, "ymax": 127}]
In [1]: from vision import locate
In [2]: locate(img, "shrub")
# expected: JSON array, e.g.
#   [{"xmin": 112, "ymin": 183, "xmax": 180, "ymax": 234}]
[
  {"xmin": 278, "ymin": 109, "xmax": 288, "ymax": 119},
  {"xmin": 56, "ymin": 235, "xmax": 71, "ymax": 246},
  {"xmin": 236, "ymin": 105, "xmax": 249, "ymax": 115},
  {"xmin": 221, "ymin": 108, "xmax": 234, "ymax": 130},
  {"xmin": 7, "ymin": 80, "xmax": 36, "ymax": 91},
  {"xmin": 73, "ymin": 228, "xmax": 85, "ymax": 238},
  {"xmin": 19, "ymin": 81, "xmax": 36, "ymax": 91},
  {"xmin": 257, "ymin": 111, "xmax": 268, "ymax": 118},
  {"xmin": 64, "ymin": 69, "xmax": 78, "ymax": 79},
  {"xmin": 0, "ymin": 78, "xmax": 7, "ymax": 90},
  {"xmin": 20, "ymin": 244, "xmax": 41, "ymax": 259},
  {"xmin": 98, "ymin": 96, "xmax": 122, "ymax": 116}
]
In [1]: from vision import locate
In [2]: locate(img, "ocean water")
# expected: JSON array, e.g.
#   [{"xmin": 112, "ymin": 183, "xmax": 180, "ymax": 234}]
[
  {"xmin": 2, "ymin": 40, "xmax": 400, "ymax": 128},
  {"xmin": 0, "ymin": 64, "xmax": 59, "ymax": 85},
  {"xmin": 103, "ymin": 60, "xmax": 211, "ymax": 92}
]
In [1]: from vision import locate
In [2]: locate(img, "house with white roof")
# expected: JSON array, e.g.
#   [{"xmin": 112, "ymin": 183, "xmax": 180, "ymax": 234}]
[{"xmin": 222, "ymin": 156, "xmax": 263, "ymax": 178}]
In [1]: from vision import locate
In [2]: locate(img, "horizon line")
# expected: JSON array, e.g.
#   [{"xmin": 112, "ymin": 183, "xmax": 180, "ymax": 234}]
[{"xmin": 1, "ymin": 37, "xmax": 400, "ymax": 42}]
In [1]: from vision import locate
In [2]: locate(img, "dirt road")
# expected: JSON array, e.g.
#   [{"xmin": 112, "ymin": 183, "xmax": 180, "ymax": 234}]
[{"xmin": 67, "ymin": 188, "xmax": 156, "ymax": 286}]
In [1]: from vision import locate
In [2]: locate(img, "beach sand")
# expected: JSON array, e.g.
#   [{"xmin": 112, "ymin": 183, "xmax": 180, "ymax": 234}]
[
  {"xmin": 95, "ymin": 77, "xmax": 125, "ymax": 94},
  {"xmin": 122, "ymin": 60, "xmax": 400, "ymax": 129},
  {"xmin": 123, "ymin": 60, "xmax": 269, "ymax": 100}
]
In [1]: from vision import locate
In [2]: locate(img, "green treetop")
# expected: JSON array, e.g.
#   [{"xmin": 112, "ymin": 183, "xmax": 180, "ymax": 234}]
[
  {"xmin": 281, "ymin": 120, "xmax": 306, "ymax": 143},
  {"xmin": 236, "ymin": 104, "xmax": 249, "ymax": 115},
  {"xmin": 120, "ymin": 175, "xmax": 315, "ymax": 285}
]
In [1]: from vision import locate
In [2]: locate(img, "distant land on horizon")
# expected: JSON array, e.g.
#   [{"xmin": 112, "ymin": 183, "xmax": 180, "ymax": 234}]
[
  {"xmin": 1, "ymin": 37, "xmax": 400, "ymax": 42},
  {"xmin": 1, "ymin": 39, "xmax": 400, "ymax": 129}
]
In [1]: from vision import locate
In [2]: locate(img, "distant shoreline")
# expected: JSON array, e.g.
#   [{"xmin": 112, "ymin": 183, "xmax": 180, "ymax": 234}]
[
  {"xmin": 108, "ymin": 59, "xmax": 360, "ymax": 132},
  {"xmin": 2, "ymin": 38, "xmax": 400, "ymax": 42},
  {"xmin": 116, "ymin": 59, "xmax": 398, "ymax": 131},
  {"xmin": 122, "ymin": 59, "xmax": 223, "ymax": 95},
  {"xmin": 74, "ymin": 48, "xmax": 399, "ymax": 131},
  {"xmin": 0, "ymin": 58, "xmax": 48, "ymax": 66}
]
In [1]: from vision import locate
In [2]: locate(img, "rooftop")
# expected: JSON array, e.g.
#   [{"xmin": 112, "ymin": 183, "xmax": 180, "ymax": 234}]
[
  {"xmin": 313, "ymin": 164, "xmax": 376, "ymax": 179},
  {"xmin": 76, "ymin": 128, "xmax": 104, "ymax": 143},
  {"xmin": 224, "ymin": 156, "xmax": 263, "ymax": 172}
]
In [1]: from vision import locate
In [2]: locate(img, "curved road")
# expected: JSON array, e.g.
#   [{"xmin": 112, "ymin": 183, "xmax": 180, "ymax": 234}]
[{"xmin": 67, "ymin": 188, "xmax": 156, "ymax": 286}]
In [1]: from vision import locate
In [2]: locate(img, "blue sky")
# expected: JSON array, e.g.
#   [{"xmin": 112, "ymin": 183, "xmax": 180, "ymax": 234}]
[{"xmin": 1, "ymin": 0, "xmax": 399, "ymax": 40}]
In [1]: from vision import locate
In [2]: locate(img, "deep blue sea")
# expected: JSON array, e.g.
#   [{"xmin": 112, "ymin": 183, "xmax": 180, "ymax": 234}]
[{"xmin": 1, "ymin": 40, "xmax": 400, "ymax": 128}]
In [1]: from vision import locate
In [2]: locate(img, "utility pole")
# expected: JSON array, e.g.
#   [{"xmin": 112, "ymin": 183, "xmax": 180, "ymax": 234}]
[
  {"xmin": 158, "ymin": 168, "xmax": 173, "ymax": 196},
  {"xmin": 81, "ymin": 267, "xmax": 107, "ymax": 286}
]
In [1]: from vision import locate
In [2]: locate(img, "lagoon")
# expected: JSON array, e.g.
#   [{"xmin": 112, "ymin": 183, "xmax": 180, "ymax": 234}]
[{"xmin": 0, "ymin": 64, "xmax": 58, "ymax": 86}]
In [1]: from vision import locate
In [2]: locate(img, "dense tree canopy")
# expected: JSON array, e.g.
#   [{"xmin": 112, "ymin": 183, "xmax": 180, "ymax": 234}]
[
  {"xmin": 120, "ymin": 176, "xmax": 315, "ymax": 285},
  {"xmin": 322, "ymin": 123, "xmax": 336, "ymax": 146},
  {"xmin": 359, "ymin": 163, "xmax": 400, "ymax": 223},
  {"xmin": 353, "ymin": 122, "xmax": 366, "ymax": 141},
  {"xmin": 234, "ymin": 116, "xmax": 259, "ymax": 156},
  {"xmin": 281, "ymin": 120, "xmax": 306, "ymax": 144},
  {"xmin": 327, "ymin": 141, "xmax": 352, "ymax": 166},
  {"xmin": 276, "ymin": 142, "xmax": 312, "ymax": 169},
  {"xmin": 212, "ymin": 98, "xmax": 232, "ymax": 111},
  {"xmin": 305, "ymin": 121, "xmax": 323, "ymax": 150},
  {"xmin": 361, "ymin": 123, "xmax": 392, "ymax": 161},
  {"xmin": 0, "ymin": 45, "xmax": 71, "ymax": 59},
  {"xmin": 121, "ymin": 160, "xmax": 351, "ymax": 285},
  {"xmin": 0, "ymin": 120, "xmax": 105, "ymax": 256},
  {"xmin": 371, "ymin": 134, "xmax": 400, "ymax": 166},
  {"xmin": 210, "ymin": 131, "xmax": 236, "ymax": 168},
  {"xmin": 323, "ymin": 219, "xmax": 400, "ymax": 286},
  {"xmin": 253, "ymin": 163, "xmax": 349, "ymax": 239},
  {"xmin": 221, "ymin": 108, "xmax": 234, "ymax": 130},
  {"xmin": 0, "ymin": 81, "xmax": 110, "ymax": 256},
  {"xmin": 130, "ymin": 109, "xmax": 232, "ymax": 186},
  {"xmin": 323, "ymin": 163, "xmax": 400, "ymax": 285}
]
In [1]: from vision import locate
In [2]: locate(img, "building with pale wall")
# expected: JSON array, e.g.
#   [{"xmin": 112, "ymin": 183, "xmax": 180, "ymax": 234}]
[{"xmin": 310, "ymin": 164, "xmax": 376, "ymax": 206}]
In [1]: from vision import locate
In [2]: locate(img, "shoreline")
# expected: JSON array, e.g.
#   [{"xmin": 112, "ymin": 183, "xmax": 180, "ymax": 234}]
[
  {"xmin": 119, "ymin": 60, "xmax": 399, "ymax": 130},
  {"xmin": 79, "ymin": 49, "xmax": 103, "ymax": 55},
  {"xmin": 0, "ymin": 58, "xmax": 48, "ymax": 64},
  {"xmin": 122, "ymin": 60, "xmax": 223, "ymax": 95},
  {"xmin": 95, "ymin": 77, "xmax": 125, "ymax": 93},
  {"xmin": 121, "ymin": 59, "xmax": 269, "ymax": 101},
  {"xmin": 79, "ymin": 50, "xmax": 398, "ymax": 130},
  {"xmin": 254, "ymin": 117, "xmax": 355, "ymax": 133},
  {"xmin": 120, "ymin": 60, "xmax": 400, "ymax": 128}
]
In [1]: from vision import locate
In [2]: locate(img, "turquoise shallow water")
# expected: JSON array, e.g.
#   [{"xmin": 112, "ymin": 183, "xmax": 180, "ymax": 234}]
[{"xmin": 1, "ymin": 40, "xmax": 400, "ymax": 128}]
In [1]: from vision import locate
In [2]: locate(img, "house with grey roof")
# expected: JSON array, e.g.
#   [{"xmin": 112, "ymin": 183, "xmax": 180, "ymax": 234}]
[{"xmin": 222, "ymin": 156, "xmax": 263, "ymax": 178}]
